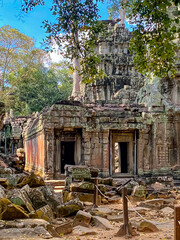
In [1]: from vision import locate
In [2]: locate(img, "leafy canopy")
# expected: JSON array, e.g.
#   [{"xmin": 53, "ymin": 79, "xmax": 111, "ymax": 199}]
[
  {"xmin": 22, "ymin": 0, "xmax": 180, "ymax": 80},
  {"xmin": 0, "ymin": 25, "xmax": 73, "ymax": 116},
  {"xmin": 107, "ymin": 0, "xmax": 180, "ymax": 79},
  {"xmin": 22, "ymin": 0, "xmax": 105, "ymax": 83}
]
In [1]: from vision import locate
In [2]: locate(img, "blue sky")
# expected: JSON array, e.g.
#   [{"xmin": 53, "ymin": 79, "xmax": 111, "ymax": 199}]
[{"xmin": 0, "ymin": 0, "xmax": 109, "ymax": 48}]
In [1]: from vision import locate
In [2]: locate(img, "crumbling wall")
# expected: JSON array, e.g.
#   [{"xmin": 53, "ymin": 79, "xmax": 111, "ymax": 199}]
[{"xmin": 24, "ymin": 130, "xmax": 45, "ymax": 177}]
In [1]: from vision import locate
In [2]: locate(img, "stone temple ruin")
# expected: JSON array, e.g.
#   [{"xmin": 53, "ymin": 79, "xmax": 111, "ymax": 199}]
[{"xmin": 1, "ymin": 21, "xmax": 180, "ymax": 180}]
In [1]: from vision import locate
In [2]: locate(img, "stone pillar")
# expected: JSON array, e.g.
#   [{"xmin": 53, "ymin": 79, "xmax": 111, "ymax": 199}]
[
  {"xmin": 102, "ymin": 130, "xmax": 110, "ymax": 177},
  {"xmin": 45, "ymin": 129, "xmax": 54, "ymax": 179}
]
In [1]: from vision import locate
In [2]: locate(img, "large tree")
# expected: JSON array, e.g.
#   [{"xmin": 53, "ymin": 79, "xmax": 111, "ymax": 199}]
[
  {"xmin": 0, "ymin": 25, "xmax": 73, "ymax": 116},
  {"xmin": 22, "ymin": 0, "xmax": 180, "ymax": 81},
  {"xmin": 7, "ymin": 63, "xmax": 72, "ymax": 116},
  {"xmin": 0, "ymin": 25, "xmax": 34, "ymax": 90},
  {"xmin": 22, "ymin": 0, "xmax": 105, "ymax": 97}
]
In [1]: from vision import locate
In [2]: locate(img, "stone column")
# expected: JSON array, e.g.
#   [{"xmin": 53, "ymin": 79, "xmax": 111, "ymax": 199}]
[{"xmin": 45, "ymin": 129, "xmax": 54, "ymax": 179}]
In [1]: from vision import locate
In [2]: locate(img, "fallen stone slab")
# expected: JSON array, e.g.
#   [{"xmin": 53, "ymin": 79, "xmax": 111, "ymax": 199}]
[
  {"xmin": 57, "ymin": 199, "xmax": 84, "ymax": 217},
  {"xmin": 38, "ymin": 185, "xmax": 63, "ymax": 211},
  {"xmin": 92, "ymin": 216, "xmax": 114, "ymax": 230},
  {"xmin": 107, "ymin": 214, "xmax": 123, "ymax": 222},
  {"xmin": 137, "ymin": 221, "xmax": 159, "ymax": 233},
  {"xmin": 29, "ymin": 188, "xmax": 47, "ymax": 210},
  {"xmin": 71, "ymin": 192, "xmax": 101, "ymax": 204},
  {"xmin": 72, "ymin": 225, "xmax": 97, "ymax": 236},
  {"xmin": 47, "ymin": 221, "xmax": 73, "ymax": 237},
  {"xmin": 0, "ymin": 219, "xmax": 50, "ymax": 229},
  {"xmin": 8, "ymin": 188, "xmax": 34, "ymax": 213},
  {"xmin": 0, "ymin": 198, "xmax": 29, "ymax": 220},
  {"xmin": 0, "ymin": 226, "xmax": 52, "ymax": 239},
  {"xmin": 29, "ymin": 205, "xmax": 54, "ymax": 222},
  {"xmin": 74, "ymin": 210, "xmax": 92, "ymax": 227},
  {"xmin": 139, "ymin": 198, "xmax": 174, "ymax": 209},
  {"xmin": 17, "ymin": 173, "xmax": 45, "ymax": 188},
  {"xmin": 160, "ymin": 207, "xmax": 174, "ymax": 214}
]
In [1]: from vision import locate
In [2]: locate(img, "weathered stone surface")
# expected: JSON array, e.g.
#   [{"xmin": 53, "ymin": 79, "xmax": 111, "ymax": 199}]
[
  {"xmin": 137, "ymin": 221, "xmax": 159, "ymax": 233},
  {"xmin": 151, "ymin": 182, "xmax": 165, "ymax": 191},
  {"xmin": 17, "ymin": 173, "xmax": 45, "ymax": 188},
  {"xmin": 160, "ymin": 206, "xmax": 174, "ymax": 214},
  {"xmin": 29, "ymin": 205, "xmax": 54, "ymax": 222},
  {"xmin": 0, "ymin": 178, "xmax": 9, "ymax": 189},
  {"xmin": 107, "ymin": 214, "xmax": 123, "ymax": 222},
  {"xmin": 0, "ymin": 226, "xmax": 52, "ymax": 239},
  {"xmin": 8, "ymin": 188, "xmax": 34, "ymax": 213},
  {"xmin": 0, "ymin": 219, "xmax": 49, "ymax": 229},
  {"xmin": 73, "ymin": 225, "xmax": 97, "ymax": 236},
  {"xmin": 71, "ymin": 192, "xmax": 101, "ymax": 204},
  {"xmin": 74, "ymin": 210, "xmax": 92, "ymax": 227},
  {"xmin": 0, "ymin": 168, "xmax": 12, "ymax": 174},
  {"xmin": 70, "ymin": 182, "xmax": 94, "ymax": 193},
  {"xmin": 132, "ymin": 185, "xmax": 147, "ymax": 199},
  {"xmin": 38, "ymin": 185, "xmax": 63, "ymax": 211},
  {"xmin": 0, "ymin": 198, "xmax": 29, "ymax": 220},
  {"xmin": 55, "ymin": 221, "xmax": 73, "ymax": 235},
  {"xmin": 28, "ymin": 188, "xmax": 47, "ymax": 210},
  {"xmin": 71, "ymin": 166, "xmax": 91, "ymax": 180},
  {"xmin": 139, "ymin": 198, "xmax": 174, "ymax": 209},
  {"xmin": 57, "ymin": 204, "xmax": 82, "ymax": 217},
  {"xmin": 0, "ymin": 186, "xmax": 6, "ymax": 199},
  {"xmin": 92, "ymin": 216, "xmax": 114, "ymax": 230}
]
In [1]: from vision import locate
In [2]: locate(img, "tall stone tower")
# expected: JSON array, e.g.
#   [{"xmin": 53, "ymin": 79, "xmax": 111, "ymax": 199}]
[{"xmin": 83, "ymin": 21, "xmax": 144, "ymax": 104}]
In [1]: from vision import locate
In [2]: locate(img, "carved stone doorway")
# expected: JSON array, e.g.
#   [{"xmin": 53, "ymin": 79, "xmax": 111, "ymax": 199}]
[{"xmin": 111, "ymin": 131, "xmax": 135, "ymax": 175}]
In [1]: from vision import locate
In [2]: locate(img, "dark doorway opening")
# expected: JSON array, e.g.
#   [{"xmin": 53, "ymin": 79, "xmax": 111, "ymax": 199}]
[
  {"xmin": 120, "ymin": 142, "xmax": 128, "ymax": 173},
  {"xmin": 61, "ymin": 141, "xmax": 75, "ymax": 173}
]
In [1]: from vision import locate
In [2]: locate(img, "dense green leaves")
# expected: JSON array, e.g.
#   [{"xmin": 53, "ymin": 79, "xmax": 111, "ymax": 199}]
[
  {"xmin": 0, "ymin": 25, "xmax": 73, "ymax": 116},
  {"xmin": 7, "ymin": 64, "xmax": 72, "ymax": 116},
  {"xmin": 0, "ymin": 25, "xmax": 34, "ymax": 90},
  {"xmin": 22, "ymin": 0, "xmax": 105, "ymax": 83},
  {"xmin": 107, "ymin": 0, "xmax": 180, "ymax": 79}
]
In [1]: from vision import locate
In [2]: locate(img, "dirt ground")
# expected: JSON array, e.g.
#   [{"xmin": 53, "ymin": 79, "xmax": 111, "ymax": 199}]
[{"xmin": 3, "ymin": 202, "xmax": 174, "ymax": 240}]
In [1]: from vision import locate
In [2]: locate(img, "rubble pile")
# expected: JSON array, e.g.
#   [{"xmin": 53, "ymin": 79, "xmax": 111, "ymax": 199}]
[{"xmin": 0, "ymin": 162, "xmax": 177, "ymax": 239}]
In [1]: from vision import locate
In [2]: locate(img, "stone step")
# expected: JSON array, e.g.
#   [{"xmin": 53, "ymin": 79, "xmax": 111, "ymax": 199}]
[{"xmin": 45, "ymin": 180, "xmax": 65, "ymax": 187}]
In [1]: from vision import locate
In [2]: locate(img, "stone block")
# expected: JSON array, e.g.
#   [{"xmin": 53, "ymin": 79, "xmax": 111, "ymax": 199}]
[
  {"xmin": 0, "ymin": 198, "xmax": 29, "ymax": 220},
  {"xmin": 29, "ymin": 205, "xmax": 54, "ymax": 222},
  {"xmin": 72, "ymin": 192, "xmax": 101, "ymax": 205},
  {"xmin": 92, "ymin": 216, "xmax": 113, "ymax": 230},
  {"xmin": 73, "ymin": 210, "xmax": 92, "ymax": 227},
  {"xmin": 137, "ymin": 221, "xmax": 159, "ymax": 232},
  {"xmin": 72, "ymin": 167, "xmax": 91, "ymax": 180}
]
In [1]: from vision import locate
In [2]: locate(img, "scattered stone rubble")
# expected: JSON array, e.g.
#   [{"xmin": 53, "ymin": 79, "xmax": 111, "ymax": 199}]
[{"xmin": 0, "ymin": 161, "xmax": 178, "ymax": 239}]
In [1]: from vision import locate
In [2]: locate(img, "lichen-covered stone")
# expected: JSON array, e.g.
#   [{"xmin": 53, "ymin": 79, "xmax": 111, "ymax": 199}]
[
  {"xmin": 73, "ymin": 210, "xmax": 92, "ymax": 227},
  {"xmin": 0, "ymin": 198, "xmax": 29, "ymax": 220},
  {"xmin": 17, "ymin": 173, "xmax": 45, "ymax": 188},
  {"xmin": 29, "ymin": 205, "xmax": 54, "ymax": 222},
  {"xmin": 8, "ymin": 188, "xmax": 34, "ymax": 212},
  {"xmin": 137, "ymin": 221, "xmax": 159, "ymax": 232}
]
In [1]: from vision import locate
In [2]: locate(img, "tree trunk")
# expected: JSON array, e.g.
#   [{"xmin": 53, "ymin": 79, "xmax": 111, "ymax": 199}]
[
  {"xmin": 72, "ymin": 57, "xmax": 82, "ymax": 97},
  {"xmin": 71, "ymin": 29, "xmax": 82, "ymax": 99}
]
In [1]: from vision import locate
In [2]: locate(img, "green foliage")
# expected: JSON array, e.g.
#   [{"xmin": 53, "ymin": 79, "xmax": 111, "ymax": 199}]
[
  {"xmin": 5, "ymin": 61, "xmax": 73, "ymax": 116},
  {"xmin": 22, "ymin": 0, "xmax": 106, "ymax": 83},
  {"xmin": 107, "ymin": 0, "xmax": 180, "ymax": 79},
  {"xmin": 0, "ymin": 25, "xmax": 34, "ymax": 90},
  {"xmin": 0, "ymin": 25, "xmax": 73, "ymax": 116}
]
